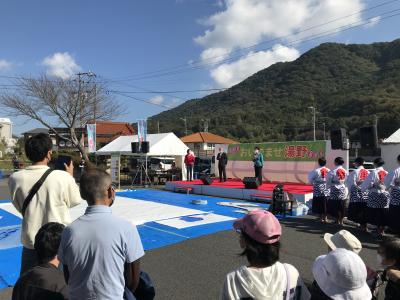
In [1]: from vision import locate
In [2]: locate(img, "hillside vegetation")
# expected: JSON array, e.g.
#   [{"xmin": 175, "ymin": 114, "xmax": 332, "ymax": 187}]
[{"xmin": 149, "ymin": 39, "xmax": 400, "ymax": 142}]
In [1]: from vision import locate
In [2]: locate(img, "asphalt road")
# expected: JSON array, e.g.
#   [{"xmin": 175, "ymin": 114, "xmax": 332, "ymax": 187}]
[{"xmin": 0, "ymin": 181, "xmax": 381, "ymax": 300}]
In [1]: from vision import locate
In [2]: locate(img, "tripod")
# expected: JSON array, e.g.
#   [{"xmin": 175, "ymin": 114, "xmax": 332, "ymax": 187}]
[{"xmin": 131, "ymin": 161, "xmax": 151, "ymax": 187}]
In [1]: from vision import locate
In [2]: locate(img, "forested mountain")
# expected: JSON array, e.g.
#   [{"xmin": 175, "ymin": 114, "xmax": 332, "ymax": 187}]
[{"xmin": 149, "ymin": 39, "xmax": 400, "ymax": 142}]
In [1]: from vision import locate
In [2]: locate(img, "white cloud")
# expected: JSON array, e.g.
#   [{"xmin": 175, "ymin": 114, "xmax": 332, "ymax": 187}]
[
  {"xmin": 195, "ymin": 0, "xmax": 368, "ymax": 86},
  {"xmin": 148, "ymin": 95, "xmax": 164, "ymax": 105},
  {"xmin": 0, "ymin": 59, "xmax": 12, "ymax": 72},
  {"xmin": 195, "ymin": 0, "xmax": 365, "ymax": 51},
  {"xmin": 210, "ymin": 45, "xmax": 300, "ymax": 87},
  {"xmin": 200, "ymin": 47, "xmax": 231, "ymax": 64},
  {"xmin": 364, "ymin": 16, "xmax": 381, "ymax": 28},
  {"xmin": 42, "ymin": 52, "xmax": 81, "ymax": 79}
]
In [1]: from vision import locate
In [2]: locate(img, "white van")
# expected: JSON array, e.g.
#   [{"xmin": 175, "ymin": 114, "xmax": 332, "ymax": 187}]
[{"xmin": 150, "ymin": 157, "xmax": 175, "ymax": 171}]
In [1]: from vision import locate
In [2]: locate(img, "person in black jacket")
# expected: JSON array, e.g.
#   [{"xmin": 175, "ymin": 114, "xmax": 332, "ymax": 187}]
[
  {"xmin": 12, "ymin": 222, "xmax": 68, "ymax": 300},
  {"xmin": 216, "ymin": 148, "xmax": 228, "ymax": 182},
  {"xmin": 377, "ymin": 237, "xmax": 400, "ymax": 300}
]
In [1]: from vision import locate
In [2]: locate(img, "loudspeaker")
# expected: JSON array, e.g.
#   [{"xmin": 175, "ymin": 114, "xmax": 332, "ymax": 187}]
[
  {"xmin": 243, "ymin": 177, "xmax": 260, "ymax": 189},
  {"xmin": 141, "ymin": 141, "xmax": 150, "ymax": 153},
  {"xmin": 360, "ymin": 126, "xmax": 378, "ymax": 149},
  {"xmin": 200, "ymin": 175, "xmax": 213, "ymax": 185},
  {"xmin": 131, "ymin": 142, "xmax": 139, "ymax": 153},
  {"xmin": 330, "ymin": 128, "xmax": 347, "ymax": 150}
]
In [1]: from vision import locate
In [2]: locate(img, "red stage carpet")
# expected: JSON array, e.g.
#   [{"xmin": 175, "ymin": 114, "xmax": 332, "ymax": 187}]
[{"xmin": 171, "ymin": 178, "xmax": 313, "ymax": 195}]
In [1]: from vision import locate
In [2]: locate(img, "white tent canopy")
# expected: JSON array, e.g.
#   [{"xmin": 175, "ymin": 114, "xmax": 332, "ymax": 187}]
[
  {"xmin": 96, "ymin": 132, "xmax": 189, "ymax": 156},
  {"xmin": 383, "ymin": 128, "xmax": 400, "ymax": 144},
  {"xmin": 381, "ymin": 128, "xmax": 400, "ymax": 172}
]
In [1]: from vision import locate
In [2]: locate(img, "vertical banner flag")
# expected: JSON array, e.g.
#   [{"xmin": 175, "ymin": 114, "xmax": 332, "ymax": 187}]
[
  {"xmin": 137, "ymin": 119, "xmax": 147, "ymax": 144},
  {"xmin": 87, "ymin": 124, "xmax": 96, "ymax": 153}
]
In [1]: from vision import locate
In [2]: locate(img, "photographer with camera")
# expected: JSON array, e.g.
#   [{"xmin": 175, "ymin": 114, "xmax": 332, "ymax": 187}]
[{"xmin": 9, "ymin": 133, "xmax": 82, "ymax": 275}]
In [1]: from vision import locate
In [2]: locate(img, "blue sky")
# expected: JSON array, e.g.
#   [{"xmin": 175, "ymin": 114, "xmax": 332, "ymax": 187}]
[{"xmin": 0, "ymin": 0, "xmax": 399, "ymax": 135}]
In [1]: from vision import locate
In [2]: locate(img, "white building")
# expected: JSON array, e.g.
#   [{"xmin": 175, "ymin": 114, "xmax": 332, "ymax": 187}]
[
  {"xmin": 0, "ymin": 118, "xmax": 16, "ymax": 153},
  {"xmin": 0, "ymin": 118, "xmax": 12, "ymax": 139}
]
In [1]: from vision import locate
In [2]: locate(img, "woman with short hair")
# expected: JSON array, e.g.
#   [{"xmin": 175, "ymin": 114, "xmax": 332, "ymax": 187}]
[
  {"xmin": 346, "ymin": 157, "xmax": 370, "ymax": 231},
  {"xmin": 220, "ymin": 210, "xmax": 310, "ymax": 300},
  {"xmin": 327, "ymin": 157, "xmax": 348, "ymax": 225},
  {"xmin": 361, "ymin": 157, "xmax": 389, "ymax": 236}
]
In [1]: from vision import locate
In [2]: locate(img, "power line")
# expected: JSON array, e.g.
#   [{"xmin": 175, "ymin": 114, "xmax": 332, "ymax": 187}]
[
  {"xmin": 110, "ymin": 91, "xmax": 174, "ymax": 109},
  {"xmin": 104, "ymin": 0, "xmax": 400, "ymax": 82},
  {"xmin": 115, "ymin": 9, "xmax": 400, "ymax": 81},
  {"xmin": 106, "ymin": 87, "xmax": 227, "ymax": 94}
]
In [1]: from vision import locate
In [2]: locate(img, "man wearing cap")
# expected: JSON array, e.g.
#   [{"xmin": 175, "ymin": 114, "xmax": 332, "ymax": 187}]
[
  {"xmin": 311, "ymin": 248, "xmax": 372, "ymax": 300},
  {"xmin": 220, "ymin": 210, "xmax": 311, "ymax": 300}
]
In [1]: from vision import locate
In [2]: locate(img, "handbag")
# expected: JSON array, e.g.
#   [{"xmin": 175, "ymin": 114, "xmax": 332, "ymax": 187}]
[
  {"xmin": 21, "ymin": 168, "xmax": 54, "ymax": 216},
  {"xmin": 124, "ymin": 271, "xmax": 155, "ymax": 300}
]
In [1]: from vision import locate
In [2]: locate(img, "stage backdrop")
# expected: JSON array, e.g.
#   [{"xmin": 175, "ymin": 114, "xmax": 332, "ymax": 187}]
[{"xmin": 216, "ymin": 140, "xmax": 348, "ymax": 184}]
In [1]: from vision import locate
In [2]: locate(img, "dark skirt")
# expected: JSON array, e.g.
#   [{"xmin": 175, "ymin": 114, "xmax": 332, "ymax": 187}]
[
  {"xmin": 365, "ymin": 207, "xmax": 388, "ymax": 227},
  {"xmin": 327, "ymin": 199, "xmax": 346, "ymax": 219},
  {"xmin": 347, "ymin": 202, "xmax": 366, "ymax": 224},
  {"xmin": 312, "ymin": 196, "xmax": 328, "ymax": 215},
  {"xmin": 388, "ymin": 205, "xmax": 400, "ymax": 233}
]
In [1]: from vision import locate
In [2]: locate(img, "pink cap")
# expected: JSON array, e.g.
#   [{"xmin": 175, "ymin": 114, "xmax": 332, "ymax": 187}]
[{"xmin": 233, "ymin": 210, "xmax": 281, "ymax": 244}]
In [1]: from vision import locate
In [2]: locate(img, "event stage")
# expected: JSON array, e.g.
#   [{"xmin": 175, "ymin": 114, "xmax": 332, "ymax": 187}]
[{"xmin": 165, "ymin": 179, "xmax": 313, "ymax": 203}]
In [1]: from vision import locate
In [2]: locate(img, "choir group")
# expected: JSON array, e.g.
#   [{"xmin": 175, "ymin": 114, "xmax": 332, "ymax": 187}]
[{"xmin": 308, "ymin": 155, "xmax": 400, "ymax": 235}]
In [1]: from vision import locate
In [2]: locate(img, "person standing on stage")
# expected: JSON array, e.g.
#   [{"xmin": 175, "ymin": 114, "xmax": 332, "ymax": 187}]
[
  {"xmin": 361, "ymin": 157, "xmax": 389, "ymax": 236},
  {"xmin": 385, "ymin": 155, "xmax": 400, "ymax": 233},
  {"xmin": 308, "ymin": 157, "xmax": 330, "ymax": 223},
  {"xmin": 216, "ymin": 148, "xmax": 228, "ymax": 182},
  {"xmin": 346, "ymin": 157, "xmax": 370, "ymax": 231},
  {"xmin": 184, "ymin": 149, "xmax": 195, "ymax": 181},
  {"xmin": 327, "ymin": 157, "xmax": 348, "ymax": 226},
  {"xmin": 252, "ymin": 147, "xmax": 264, "ymax": 184}
]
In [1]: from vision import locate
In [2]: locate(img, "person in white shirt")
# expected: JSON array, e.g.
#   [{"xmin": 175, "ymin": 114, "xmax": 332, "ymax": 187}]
[
  {"xmin": 220, "ymin": 210, "xmax": 311, "ymax": 300},
  {"xmin": 8, "ymin": 133, "xmax": 81, "ymax": 274},
  {"xmin": 361, "ymin": 157, "xmax": 389, "ymax": 236},
  {"xmin": 384, "ymin": 154, "xmax": 400, "ymax": 233},
  {"xmin": 327, "ymin": 157, "xmax": 348, "ymax": 226},
  {"xmin": 346, "ymin": 157, "xmax": 370, "ymax": 231},
  {"xmin": 308, "ymin": 157, "xmax": 330, "ymax": 223},
  {"xmin": 59, "ymin": 168, "xmax": 145, "ymax": 300}
]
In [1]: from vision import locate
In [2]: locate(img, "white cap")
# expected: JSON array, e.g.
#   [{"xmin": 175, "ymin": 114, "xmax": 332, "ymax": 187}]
[
  {"xmin": 324, "ymin": 230, "xmax": 362, "ymax": 254},
  {"xmin": 313, "ymin": 248, "xmax": 371, "ymax": 300}
]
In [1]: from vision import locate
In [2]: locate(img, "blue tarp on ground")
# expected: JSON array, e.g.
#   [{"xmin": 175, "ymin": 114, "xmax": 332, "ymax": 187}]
[{"xmin": 0, "ymin": 190, "xmax": 270, "ymax": 288}]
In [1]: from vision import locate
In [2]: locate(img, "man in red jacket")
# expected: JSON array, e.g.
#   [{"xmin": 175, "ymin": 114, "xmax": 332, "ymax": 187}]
[{"xmin": 184, "ymin": 149, "xmax": 195, "ymax": 181}]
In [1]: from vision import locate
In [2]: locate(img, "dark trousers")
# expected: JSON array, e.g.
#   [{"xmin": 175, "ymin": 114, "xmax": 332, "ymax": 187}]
[
  {"xmin": 20, "ymin": 247, "xmax": 38, "ymax": 275},
  {"xmin": 186, "ymin": 165, "xmax": 193, "ymax": 181},
  {"xmin": 218, "ymin": 165, "xmax": 227, "ymax": 182},
  {"xmin": 254, "ymin": 166, "xmax": 263, "ymax": 183}
]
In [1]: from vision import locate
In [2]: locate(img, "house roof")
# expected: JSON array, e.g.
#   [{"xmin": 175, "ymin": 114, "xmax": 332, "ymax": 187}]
[
  {"xmin": 23, "ymin": 128, "xmax": 49, "ymax": 135},
  {"xmin": 180, "ymin": 132, "xmax": 238, "ymax": 144},
  {"xmin": 383, "ymin": 128, "xmax": 400, "ymax": 144},
  {"xmin": 92, "ymin": 121, "xmax": 135, "ymax": 136}
]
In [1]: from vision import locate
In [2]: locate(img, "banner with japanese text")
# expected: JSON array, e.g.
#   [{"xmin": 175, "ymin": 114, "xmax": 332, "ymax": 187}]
[
  {"xmin": 137, "ymin": 119, "xmax": 147, "ymax": 144},
  {"xmin": 228, "ymin": 141, "xmax": 326, "ymax": 162},
  {"xmin": 86, "ymin": 124, "xmax": 96, "ymax": 153}
]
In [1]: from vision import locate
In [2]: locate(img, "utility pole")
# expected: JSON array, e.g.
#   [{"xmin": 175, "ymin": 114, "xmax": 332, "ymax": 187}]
[
  {"xmin": 77, "ymin": 71, "xmax": 97, "ymax": 124},
  {"xmin": 308, "ymin": 106, "xmax": 316, "ymax": 141},
  {"xmin": 374, "ymin": 114, "xmax": 379, "ymax": 147},
  {"xmin": 180, "ymin": 117, "xmax": 187, "ymax": 136},
  {"xmin": 201, "ymin": 118, "xmax": 209, "ymax": 132},
  {"xmin": 157, "ymin": 121, "xmax": 160, "ymax": 134},
  {"xmin": 76, "ymin": 71, "xmax": 96, "ymax": 152},
  {"xmin": 323, "ymin": 122, "xmax": 326, "ymax": 140}
]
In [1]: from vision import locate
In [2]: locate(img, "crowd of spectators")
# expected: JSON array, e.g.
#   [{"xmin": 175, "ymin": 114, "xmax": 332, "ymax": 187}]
[{"xmin": 7, "ymin": 133, "xmax": 400, "ymax": 299}]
